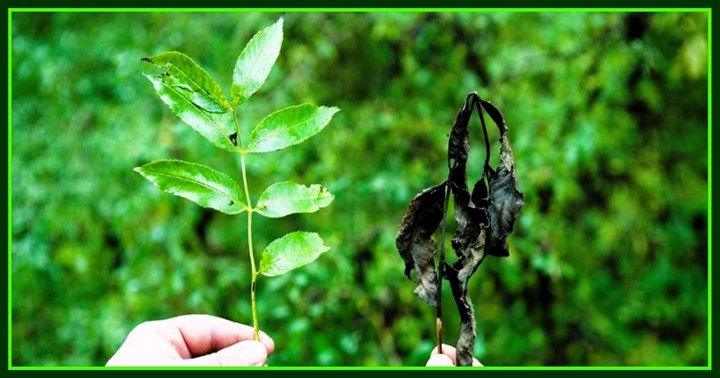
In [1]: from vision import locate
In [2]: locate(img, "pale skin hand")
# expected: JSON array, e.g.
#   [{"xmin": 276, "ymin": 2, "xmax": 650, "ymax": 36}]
[
  {"xmin": 107, "ymin": 314, "xmax": 275, "ymax": 366},
  {"xmin": 426, "ymin": 344, "xmax": 483, "ymax": 366}
]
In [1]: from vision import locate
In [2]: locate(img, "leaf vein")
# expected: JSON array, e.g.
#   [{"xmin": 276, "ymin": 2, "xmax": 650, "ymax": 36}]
[
  {"xmin": 147, "ymin": 170, "xmax": 241, "ymax": 204},
  {"xmin": 158, "ymin": 78, "xmax": 234, "ymax": 148}
]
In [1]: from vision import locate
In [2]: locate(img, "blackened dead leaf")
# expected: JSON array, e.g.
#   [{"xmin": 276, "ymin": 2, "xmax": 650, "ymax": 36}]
[
  {"xmin": 396, "ymin": 182, "xmax": 446, "ymax": 306},
  {"xmin": 446, "ymin": 261, "xmax": 478, "ymax": 367},
  {"xmin": 448, "ymin": 181, "xmax": 488, "ymax": 366},
  {"xmin": 483, "ymin": 102, "xmax": 524, "ymax": 256},
  {"xmin": 479, "ymin": 99, "xmax": 507, "ymax": 135},
  {"xmin": 396, "ymin": 92, "xmax": 523, "ymax": 367},
  {"xmin": 448, "ymin": 93, "xmax": 490, "ymax": 294},
  {"xmin": 448, "ymin": 94, "xmax": 474, "ymax": 177}
]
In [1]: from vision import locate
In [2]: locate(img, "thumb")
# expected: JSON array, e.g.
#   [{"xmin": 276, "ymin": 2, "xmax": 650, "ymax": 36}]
[{"xmin": 184, "ymin": 340, "xmax": 268, "ymax": 366}]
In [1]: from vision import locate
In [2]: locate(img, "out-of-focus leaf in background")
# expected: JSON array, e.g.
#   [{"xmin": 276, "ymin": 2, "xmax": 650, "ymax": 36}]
[{"xmin": 11, "ymin": 12, "xmax": 707, "ymax": 366}]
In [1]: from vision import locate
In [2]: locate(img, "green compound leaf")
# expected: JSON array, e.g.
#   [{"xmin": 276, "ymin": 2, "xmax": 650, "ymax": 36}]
[
  {"xmin": 134, "ymin": 160, "xmax": 245, "ymax": 215},
  {"xmin": 259, "ymin": 232, "xmax": 330, "ymax": 277},
  {"xmin": 246, "ymin": 104, "xmax": 339, "ymax": 153},
  {"xmin": 232, "ymin": 17, "xmax": 284, "ymax": 107},
  {"xmin": 142, "ymin": 51, "xmax": 232, "ymax": 113},
  {"xmin": 255, "ymin": 181, "xmax": 334, "ymax": 218},
  {"xmin": 144, "ymin": 74, "xmax": 238, "ymax": 151}
]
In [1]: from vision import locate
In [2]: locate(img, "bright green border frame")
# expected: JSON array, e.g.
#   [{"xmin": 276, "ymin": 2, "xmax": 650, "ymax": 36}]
[
  {"xmin": 6, "ymin": 7, "xmax": 712, "ymax": 370},
  {"xmin": 6, "ymin": 6, "xmax": 12, "ymax": 373},
  {"xmin": 5, "ymin": 7, "xmax": 714, "ymax": 12},
  {"xmin": 709, "ymin": 8, "xmax": 714, "ymax": 372}
]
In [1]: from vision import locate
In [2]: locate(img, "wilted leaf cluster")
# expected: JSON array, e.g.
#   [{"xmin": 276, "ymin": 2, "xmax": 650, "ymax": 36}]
[{"xmin": 397, "ymin": 92, "xmax": 524, "ymax": 366}]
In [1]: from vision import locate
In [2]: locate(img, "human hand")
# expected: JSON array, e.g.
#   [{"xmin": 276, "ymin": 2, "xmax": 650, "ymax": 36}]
[
  {"xmin": 426, "ymin": 344, "xmax": 482, "ymax": 366},
  {"xmin": 106, "ymin": 314, "xmax": 274, "ymax": 366}
]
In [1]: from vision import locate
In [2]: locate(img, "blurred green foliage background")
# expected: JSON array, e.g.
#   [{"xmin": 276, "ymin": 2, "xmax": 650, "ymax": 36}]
[{"xmin": 11, "ymin": 12, "xmax": 708, "ymax": 366}]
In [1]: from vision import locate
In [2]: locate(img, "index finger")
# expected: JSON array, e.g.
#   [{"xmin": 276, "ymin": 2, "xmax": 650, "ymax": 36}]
[{"xmin": 166, "ymin": 315, "xmax": 275, "ymax": 357}]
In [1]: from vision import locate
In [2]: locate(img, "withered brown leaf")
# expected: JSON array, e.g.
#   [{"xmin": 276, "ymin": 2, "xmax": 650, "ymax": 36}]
[
  {"xmin": 396, "ymin": 93, "xmax": 523, "ymax": 367},
  {"xmin": 445, "ymin": 94, "xmax": 489, "ymax": 365},
  {"xmin": 480, "ymin": 100, "xmax": 525, "ymax": 257},
  {"xmin": 445, "ymin": 257, "xmax": 480, "ymax": 367},
  {"xmin": 448, "ymin": 93, "xmax": 491, "ymax": 299},
  {"xmin": 396, "ymin": 182, "xmax": 446, "ymax": 306}
]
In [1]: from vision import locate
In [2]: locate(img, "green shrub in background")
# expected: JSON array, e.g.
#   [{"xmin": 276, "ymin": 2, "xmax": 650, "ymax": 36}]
[{"xmin": 11, "ymin": 12, "xmax": 707, "ymax": 366}]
